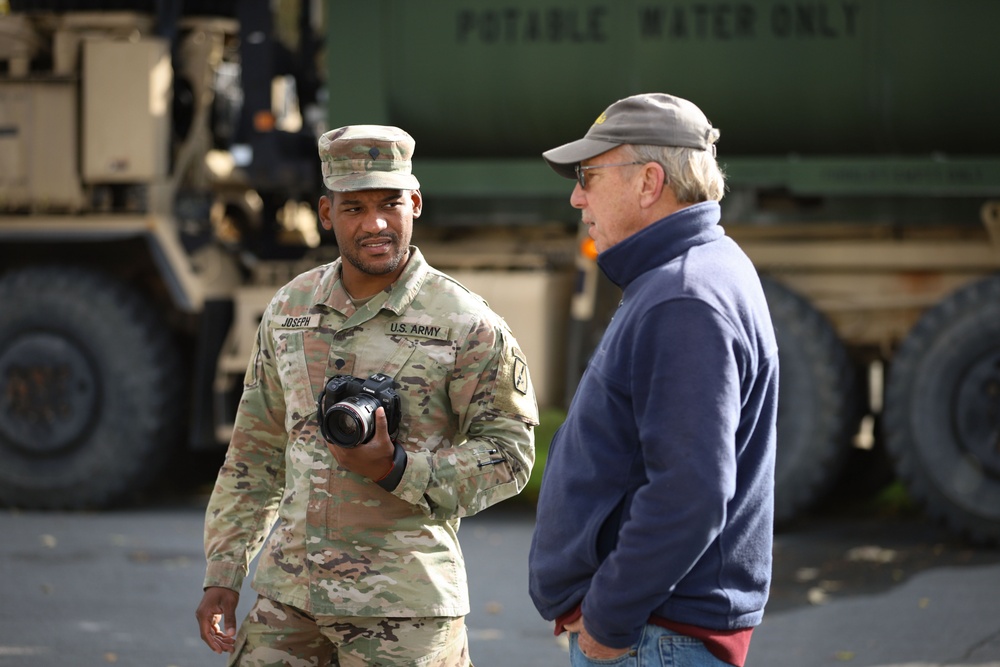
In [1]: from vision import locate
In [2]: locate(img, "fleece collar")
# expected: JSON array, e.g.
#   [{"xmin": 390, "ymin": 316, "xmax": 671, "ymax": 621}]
[{"xmin": 597, "ymin": 201, "xmax": 723, "ymax": 289}]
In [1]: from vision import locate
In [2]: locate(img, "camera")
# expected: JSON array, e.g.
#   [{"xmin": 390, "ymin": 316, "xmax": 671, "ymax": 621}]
[{"xmin": 318, "ymin": 373, "xmax": 401, "ymax": 448}]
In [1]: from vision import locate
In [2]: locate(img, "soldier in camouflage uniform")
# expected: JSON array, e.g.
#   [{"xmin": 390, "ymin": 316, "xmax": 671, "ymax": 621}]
[{"xmin": 195, "ymin": 125, "xmax": 538, "ymax": 666}]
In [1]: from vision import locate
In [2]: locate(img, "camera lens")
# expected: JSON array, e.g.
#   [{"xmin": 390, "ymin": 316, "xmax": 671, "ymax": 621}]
[
  {"xmin": 333, "ymin": 412, "xmax": 358, "ymax": 438},
  {"xmin": 324, "ymin": 394, "xmax": 379, "ymax": 448}
]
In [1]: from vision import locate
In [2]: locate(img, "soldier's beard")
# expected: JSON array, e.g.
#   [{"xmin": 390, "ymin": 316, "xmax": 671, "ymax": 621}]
[{"xmin": 342, "ymin": 232, "xmax": 409, "ymax": 277}]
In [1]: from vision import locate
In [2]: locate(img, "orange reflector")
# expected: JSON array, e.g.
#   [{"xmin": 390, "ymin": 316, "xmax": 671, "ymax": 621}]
[
  {"xmin": 580, "ymin": 237, "xmax": 598, "ymax": 261},
  {"xmin": 253, "ymin": 111, "xmax": 275, "ymax": 132}
]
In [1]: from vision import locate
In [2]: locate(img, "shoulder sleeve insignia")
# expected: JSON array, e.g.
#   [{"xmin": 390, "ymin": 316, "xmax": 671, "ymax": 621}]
[
  {"xmin": 513, "ymin": 355, "xmax": 529, "ymax": 395},
  {"xmin": 492, "ymin": 330, "xmax": 538, "ymax": 423}
]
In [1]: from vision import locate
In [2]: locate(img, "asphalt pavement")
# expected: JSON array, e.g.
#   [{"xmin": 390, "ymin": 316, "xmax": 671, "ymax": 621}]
[{"xmin": 1, "ymin": 487, "xmax": 999, "ymax": 667}]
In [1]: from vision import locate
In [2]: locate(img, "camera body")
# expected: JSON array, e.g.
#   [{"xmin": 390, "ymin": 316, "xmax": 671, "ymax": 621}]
[{"xmin": 318, "ymin": 373, "xmax": 402, "ymax": 448}]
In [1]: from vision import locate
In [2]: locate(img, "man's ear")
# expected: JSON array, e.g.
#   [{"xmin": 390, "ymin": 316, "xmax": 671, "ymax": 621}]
[
  {"xmin": 318, "ymin": 194, "xmax": 333, "ymax": 231},
  {"xmin": 410, "ymin": 190, "xmax": 423, "ymax": 218},
  {"xmin": 638, "ymin": 163, "xmax": 666, "ymax": 209}
]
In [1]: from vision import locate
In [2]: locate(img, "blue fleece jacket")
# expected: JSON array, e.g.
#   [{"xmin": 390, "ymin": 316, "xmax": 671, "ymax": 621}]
[{"xmin": 528, "ymin": 201, "xmax": 778, "ymax": 649}]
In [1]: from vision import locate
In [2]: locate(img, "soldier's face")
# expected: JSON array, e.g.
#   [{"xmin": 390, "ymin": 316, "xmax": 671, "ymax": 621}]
[{"xmin": 322, "ymin": 189, "xmax": 420, "ymax": 277}]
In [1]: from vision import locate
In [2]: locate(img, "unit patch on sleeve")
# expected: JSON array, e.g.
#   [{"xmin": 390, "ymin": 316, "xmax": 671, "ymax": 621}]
[
  {"xmin": 491, "ymin": 330, "xmax": 538, "ymax": 423},
  {"xmin": 386, "ymin": 322, "xmax": 451, "ymax": 341},
  {"xmin": 512, "ymin": 355, "xmax": 528, "ymax": 395}
]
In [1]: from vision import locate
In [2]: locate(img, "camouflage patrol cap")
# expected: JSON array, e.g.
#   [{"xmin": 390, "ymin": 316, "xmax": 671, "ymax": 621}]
[{"xmin": 318, "ymin": 125, "xmax": 421, "ymax": 192}]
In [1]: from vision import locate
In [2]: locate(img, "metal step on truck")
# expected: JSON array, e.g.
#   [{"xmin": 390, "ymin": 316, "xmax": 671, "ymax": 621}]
[{"xmin": 1, "ymin": 0, "xmax": 998, "ymax": 544}]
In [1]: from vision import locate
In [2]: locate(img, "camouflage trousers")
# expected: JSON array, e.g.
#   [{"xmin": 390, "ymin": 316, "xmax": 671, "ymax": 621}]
[{"xmin": 228, "ymin": 596, "xmax": 472, "ymax": 667}]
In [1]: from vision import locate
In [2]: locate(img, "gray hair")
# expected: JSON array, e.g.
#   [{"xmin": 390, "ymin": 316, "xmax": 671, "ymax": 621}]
[{"xmin": 622, "ymin": 143, "xmax": 725, "ymax": 204}]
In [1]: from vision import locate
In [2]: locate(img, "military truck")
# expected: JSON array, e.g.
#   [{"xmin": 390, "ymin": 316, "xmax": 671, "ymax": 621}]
[{"xmin": 1, "ymin": 0, "xmax": 998, "ymax": 544}]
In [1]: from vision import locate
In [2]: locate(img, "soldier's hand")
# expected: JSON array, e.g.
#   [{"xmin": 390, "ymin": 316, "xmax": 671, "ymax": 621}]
[
  {"xmin": 196, "ymin": 586, "xmax": 239, "ymax": 654},
  {"xmin": 325, "ymin": 407, "xmax": 396, "ymax": 481}
]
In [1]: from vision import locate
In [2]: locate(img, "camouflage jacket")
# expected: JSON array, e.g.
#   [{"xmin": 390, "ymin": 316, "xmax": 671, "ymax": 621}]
[{"xmin": 203, "ymin": 247, "xmax": 538, "ymax": 617}]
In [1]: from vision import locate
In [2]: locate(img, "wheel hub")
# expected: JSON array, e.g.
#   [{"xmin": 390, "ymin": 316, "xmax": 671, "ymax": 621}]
[
  {"xmin": 0, "ymin": 332, "xmax": 99, "ymax": 454},
  {"xmin": 954, "ymin": 350, "xmax": 1000, "ymax": 479}
]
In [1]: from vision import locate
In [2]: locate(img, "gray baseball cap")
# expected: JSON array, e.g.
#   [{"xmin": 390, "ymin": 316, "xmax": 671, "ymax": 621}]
[
  {"xmin": 542, "ymin": 93, "xmax": 719, "ymax": 179},
  {"xmin": 318, "ymin": 125, "xmax": 421, "ymax": 192}
]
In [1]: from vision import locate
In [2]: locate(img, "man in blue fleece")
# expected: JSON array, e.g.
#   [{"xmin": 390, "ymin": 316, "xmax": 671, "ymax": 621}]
[{"xmin": 528, "ymin": 93, "xmax": 778, "ymax": 667}]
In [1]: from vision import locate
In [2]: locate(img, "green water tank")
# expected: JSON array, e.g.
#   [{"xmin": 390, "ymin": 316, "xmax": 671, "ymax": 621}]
[{"xmin": 326, "ymin": 0, "xmax": 997, "ymax": 159}]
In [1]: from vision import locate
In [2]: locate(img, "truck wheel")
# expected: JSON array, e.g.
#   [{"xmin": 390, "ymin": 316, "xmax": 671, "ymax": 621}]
[
  {"xmin": 761, "ymin": 276, "xmax": 861, "ymax": 525},
  {"xmin": 884, "ymin": 276, "xmax": 1000, "ymax": 545},
  {"xmin": 0, "ymin": 266, "xmax": 184, "ymax": 509}
]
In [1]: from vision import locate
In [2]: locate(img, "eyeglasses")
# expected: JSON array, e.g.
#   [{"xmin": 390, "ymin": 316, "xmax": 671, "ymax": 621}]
[{"xmin": 574, "ymin": 161, "xmax": 645, "ymax": 189}]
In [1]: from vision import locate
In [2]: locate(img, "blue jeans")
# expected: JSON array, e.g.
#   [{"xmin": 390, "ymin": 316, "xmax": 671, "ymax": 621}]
[{"xmin": 569, "ymin": 624, "xmax": 731, "ymax": 667}]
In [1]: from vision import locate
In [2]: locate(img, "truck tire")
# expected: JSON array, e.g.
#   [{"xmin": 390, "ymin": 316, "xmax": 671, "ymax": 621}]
[
  {"xmin": 0, "ymin": 266, "xmax": 184, "ymax": 509},
  {"xmin": 884, "ymin": 275, "xmax": 1000, "ymax": 545},
  {"xmin": 762, "ymin": 276, "xmax": 861, "ymax": 525}
]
